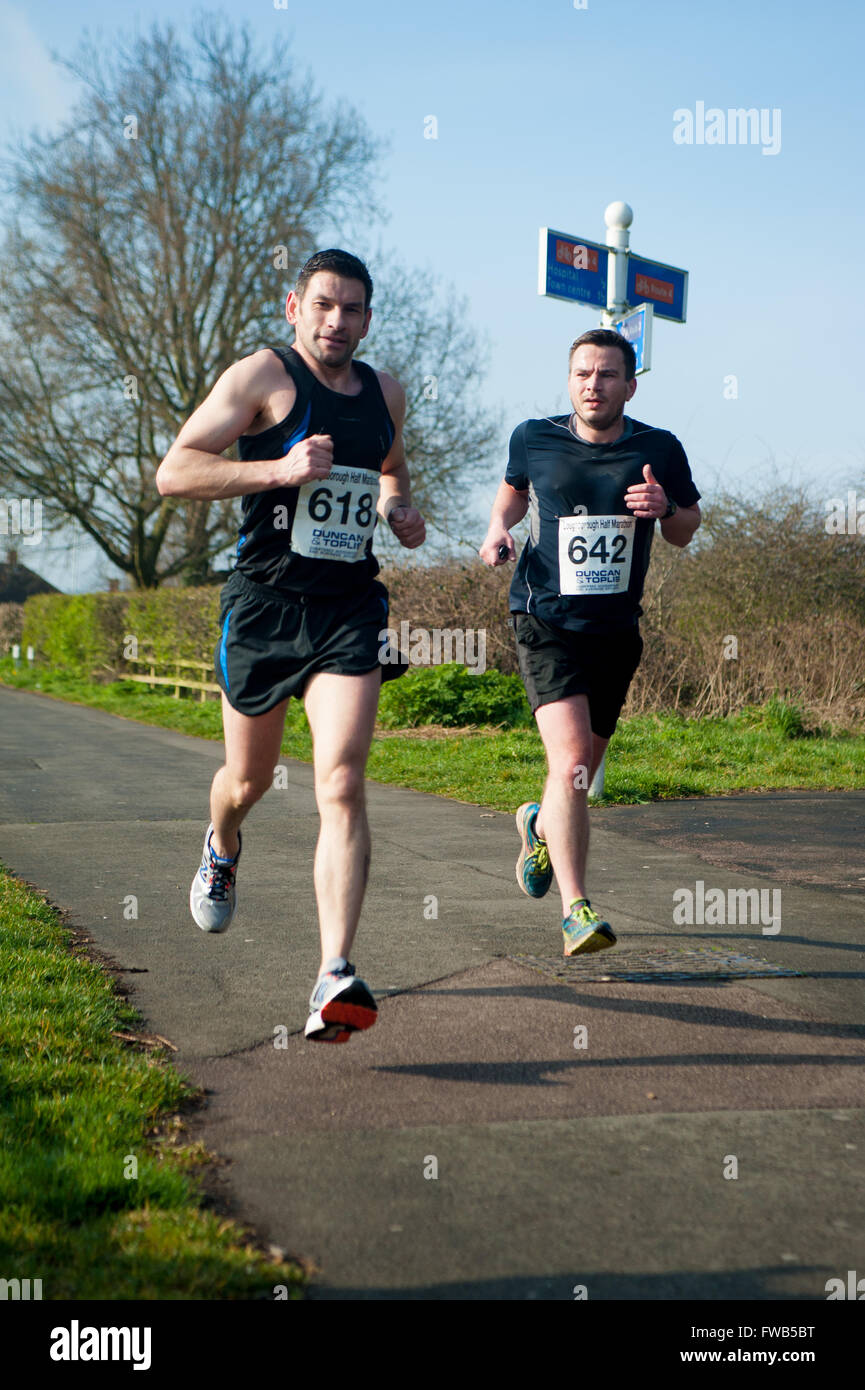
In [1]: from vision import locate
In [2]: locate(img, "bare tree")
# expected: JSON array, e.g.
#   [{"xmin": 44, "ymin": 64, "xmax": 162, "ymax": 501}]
[
  {"xmin": 0, "ymin": 15, "xmax": 502, "ymax": 588},
  {"xmin": 0, "ymin": 14, "xmax": 383, "ymax": 587}
]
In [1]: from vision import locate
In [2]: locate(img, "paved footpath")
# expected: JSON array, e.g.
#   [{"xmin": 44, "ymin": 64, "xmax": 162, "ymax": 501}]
[{"xmin": 1, "ymin": 684, "xmax": 864, "ymax": 1300}]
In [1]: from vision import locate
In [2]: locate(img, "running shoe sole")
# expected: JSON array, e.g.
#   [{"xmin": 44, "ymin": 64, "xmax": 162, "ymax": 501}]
[
  {"xmin": 305, "ymin": 979, "xmax": 378, "ymax": 1044},
  {"xmin": 563, "ymin": 922, "xmax": 617, "ymax": 957},
  {"xmin": 306, "ymin": 1022, "xmax": 353, "ymax": 1045}
]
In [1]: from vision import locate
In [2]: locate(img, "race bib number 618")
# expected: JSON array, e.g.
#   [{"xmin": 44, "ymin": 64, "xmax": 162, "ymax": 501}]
[
  {"xmin": 557, "ymin": 514, "xmax": 635, "ymax": 595},
  {"xmin": 291, "ymin": 464, "xmax": 381, "ymax": 562}
]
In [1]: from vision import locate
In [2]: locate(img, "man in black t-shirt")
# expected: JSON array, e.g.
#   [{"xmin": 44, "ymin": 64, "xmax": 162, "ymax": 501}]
[
  {"xmin": 479, "ymin": 329, "xmax": 701, "ymax": 956},
  {"xmin": 157, "ymin": 249, "xmax": 425, "ymax": 1042}
]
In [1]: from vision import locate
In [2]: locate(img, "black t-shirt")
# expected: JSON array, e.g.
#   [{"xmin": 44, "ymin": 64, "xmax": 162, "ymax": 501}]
[
  {"xmin": 505, "ymin": 414, "xmax": 700, "ymax": 631},
  {"xmin": 233, "ymin": 346, "xmax": 395, "ymax": 596}
]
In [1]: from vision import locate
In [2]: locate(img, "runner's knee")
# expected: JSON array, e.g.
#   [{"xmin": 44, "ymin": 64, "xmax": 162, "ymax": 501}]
[
  {"xmin": 224, "ymin": 772, "xmax": 272, "ymax": 810},
  {"xmin": 314, "ymin": 761, "xmax": 365, "ymax": 812},
  {"xmin": 548, "ymin": 749, "xmax": 593, "ymax": 791}
]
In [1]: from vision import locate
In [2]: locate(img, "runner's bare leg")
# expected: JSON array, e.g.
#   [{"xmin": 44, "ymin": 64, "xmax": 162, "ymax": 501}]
[
  {"xmin": 534, "ymin": 693, "xmax": 609, "ymax": 914},
  {"xmin": 303, "ymin": 668, "xmax": 381, "ymax": 970},
  {"xmin": 209, "ymin": 693, "xmax": 289, "ymax": 858}
]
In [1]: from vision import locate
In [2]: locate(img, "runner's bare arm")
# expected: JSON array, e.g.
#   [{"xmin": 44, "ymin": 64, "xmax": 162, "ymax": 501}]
[
  {"xmin": 376, "ymin": 374, "xmax": 410, "ymax": 517},
  {"xmin": 659, "ymin": 502, "xmax": 701, "ymax": 547},
  {"xmin": 479, "ymin": 480, "xmax": 528, "ymax": 565},
  {"xmin": 156, "ymin": 352, "xmax": 282, "ymax": 499},
  {"xmin": 156, "ymin": 352, "xmax": 332, "ymax": 500},
  {"xmin": 376, "ymin": 373, "xmax": 425, "ymax": 548}
]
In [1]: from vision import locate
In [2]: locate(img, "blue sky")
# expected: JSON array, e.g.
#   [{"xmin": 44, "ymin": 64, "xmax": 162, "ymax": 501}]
[{"xmin": 1, "ymin": 0, "xmax": 863, "ymax": 589}]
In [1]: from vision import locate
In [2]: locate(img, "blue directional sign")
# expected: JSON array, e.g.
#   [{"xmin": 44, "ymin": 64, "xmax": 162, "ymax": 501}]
[
  {"xmin": 538, "ymin": 227, "xmax": 608, "ymax": 309},
  {"xmin": 626, "ymin": 254, "xmax": 688, "ymax": 323},
  {"xmin": 612, "ymin": 302, "xmax": 653, "ymax": 375}
]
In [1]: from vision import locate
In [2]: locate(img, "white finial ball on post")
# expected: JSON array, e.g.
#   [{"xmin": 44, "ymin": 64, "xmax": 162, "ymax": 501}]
[
  {"xmin": 604, "ymin": 201, "xmax": 633, "ymax": 230},
  {"xmin": 604, "ymin": 201, "xmax": 633, "ymax": 253}
]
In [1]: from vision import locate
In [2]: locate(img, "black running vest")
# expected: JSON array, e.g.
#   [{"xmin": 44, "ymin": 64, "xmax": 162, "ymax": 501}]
[
  {"xmin": 505, "ymin": 415, "xmax": 700, "ymax": 632},
  {"xmin": 234, "ymin": 346, "xmax": 395, "ymax": 595}
]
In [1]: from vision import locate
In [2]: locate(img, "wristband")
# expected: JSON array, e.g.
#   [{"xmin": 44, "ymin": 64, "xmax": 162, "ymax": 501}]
[{"xmin": 662, "ymin": 497, "xmax": 678, "ymax": 519}]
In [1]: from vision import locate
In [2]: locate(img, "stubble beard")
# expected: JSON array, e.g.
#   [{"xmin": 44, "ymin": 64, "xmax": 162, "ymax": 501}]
[
  {"xmin": 310, "ymin": 332, "xmax": 355, "ymax": 369},
  {"xmin": 312, "ymin": 337, "xmax": 354, "ymax": 366},
  {"xmin": 292, "ymin": 318, "xmax": 355, "ymax": 370},
  {"xmin": 573, "ymin": 400, "xmax": 624, "ymax": 435}
]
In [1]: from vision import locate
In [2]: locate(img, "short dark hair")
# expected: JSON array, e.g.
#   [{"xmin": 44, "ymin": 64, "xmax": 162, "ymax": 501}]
[
  {"xmin": 295, "ymin": 249, "xmax": 373, "ymax": 311},
  {"xmin": 569, "ymin": 328, "xmax": 636, "ymax": 381}
]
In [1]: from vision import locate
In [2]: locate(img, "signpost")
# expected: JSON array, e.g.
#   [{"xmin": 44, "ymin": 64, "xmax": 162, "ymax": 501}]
[
  {"xmin": 538, "ymin": 228, "xmax": 608, "ymax": 309},
  {"xmin": 538, "ymin": 202, "xmax": 689, "ymax": 343},
  {"xmin": 626, "ymin": 254, "xmax": 688, "ymax": 323},
  {"xmin": 611, "ymin": 301, "xmax": 653, "ymax": 375},
  {"xmin": 538, "ymin": 201, "xmax": 689, "ymax": 794}
]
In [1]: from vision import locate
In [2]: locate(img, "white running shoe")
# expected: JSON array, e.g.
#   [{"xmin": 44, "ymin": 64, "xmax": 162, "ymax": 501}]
[
  {"xmin": 190, "ymin": 824, "xmax": 241, "ymax": 933},
  {"xmin": 304, "ymin": 958, "xmax": 378, "ymax": 1044}
]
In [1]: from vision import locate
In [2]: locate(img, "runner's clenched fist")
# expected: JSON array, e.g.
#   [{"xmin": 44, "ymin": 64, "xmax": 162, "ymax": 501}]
[
  {"xmin": 277, "ymin": 433, "xmax": 333, "ymax": 487},
  {"xmin": 388, "ymin": 504, "xmax": 426, "ymax": 549},
  {"xmin": 625, "ymin": 464, "xmax": 668, "ymax": 519}
]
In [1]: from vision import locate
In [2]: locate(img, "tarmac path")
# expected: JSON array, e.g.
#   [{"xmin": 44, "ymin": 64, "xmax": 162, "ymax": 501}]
[{"xmin": 1, "ymin": 684, "xmax": 863, "ymax": 1300}]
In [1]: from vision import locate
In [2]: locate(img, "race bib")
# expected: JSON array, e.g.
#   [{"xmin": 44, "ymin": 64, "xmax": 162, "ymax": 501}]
[
  {"xmin": 291, "ymin": 465, "xmax": 380, "ymax": 562},
  {"xmin": 557, "ymin": 514, "xmax": 635, "ymax": 595}
]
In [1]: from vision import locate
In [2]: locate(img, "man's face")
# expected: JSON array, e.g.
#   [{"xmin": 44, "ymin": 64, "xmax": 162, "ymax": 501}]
[
  {"xmin": 286, "ymin": 271, "xmax": 372, "ymax": 368},
  {"xmin": 568, "ymin": 344, "xmax": 636, "ymax": 432}
]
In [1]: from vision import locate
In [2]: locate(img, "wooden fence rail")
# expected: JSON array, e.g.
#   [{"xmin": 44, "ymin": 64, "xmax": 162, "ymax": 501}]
[{"xmin": 124, "ymin": 654, "xmax": 220, "ymax": 702}]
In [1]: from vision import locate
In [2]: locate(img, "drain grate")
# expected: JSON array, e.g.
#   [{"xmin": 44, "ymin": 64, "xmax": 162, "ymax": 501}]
[{"xmin": 509, "ymin": 946, "xmax": 803, "ymax": 984}]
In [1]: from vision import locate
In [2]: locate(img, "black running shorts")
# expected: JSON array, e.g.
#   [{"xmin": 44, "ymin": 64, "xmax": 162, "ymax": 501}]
[
  {"xmin": 512, "ymin": 612, "xmax": 643, "ymax": 738},
  {"xmin": 215, "ymin": 571, "xmax": 406, "ymax": 716}
]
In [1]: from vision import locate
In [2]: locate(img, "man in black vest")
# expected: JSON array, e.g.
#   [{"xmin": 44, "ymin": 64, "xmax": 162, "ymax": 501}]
[
  {"xmin": 157, "ymin": 249, "xmax": 425, "ymax": 1042},
  {"xmin": 479, "ymin": 329, "xmax": 701, "ymax": 957}
]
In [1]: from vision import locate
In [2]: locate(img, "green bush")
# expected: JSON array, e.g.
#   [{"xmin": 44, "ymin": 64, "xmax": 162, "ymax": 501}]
[
  {"xmin": 125, "ymin": 588, "xmax": 222, "ymax": 665},
  {"xmin": 733, "ymin": 697, "xmax": 811, "ymax": 739},
  {"xmin": 20, "ymin": 586, "xmax": 223, "ymax": 678},
  {"xmin": 377, "ymin": 663, "xmax": 532, "ymax": 729},
  {"xmin": 21, "ymin": 593, "xmax": 128, "ymax": 677}
]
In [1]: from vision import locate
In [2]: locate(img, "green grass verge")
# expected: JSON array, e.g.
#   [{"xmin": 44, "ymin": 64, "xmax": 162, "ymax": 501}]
[
  {"xmin": 1, "ymin": 660, "xmax": 863, "ymax": 806},
  {"xmin": 367, "ymin": 711, "xmax": 864, "ymax": 805},
  {"xmin": 0, "ymin": 865, "xmax": 305, "ymax": 1299}
]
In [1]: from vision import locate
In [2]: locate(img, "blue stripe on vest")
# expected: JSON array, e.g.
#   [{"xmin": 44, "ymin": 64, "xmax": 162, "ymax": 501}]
[{"xmin": 282, "ymin": 401, "xmax": 312, "ymax": 454}]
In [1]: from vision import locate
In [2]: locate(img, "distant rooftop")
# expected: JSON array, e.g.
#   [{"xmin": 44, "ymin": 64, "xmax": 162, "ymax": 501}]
[{"xmin": 0, "ymin": 545, "xmax": 61, "ymax": 604}]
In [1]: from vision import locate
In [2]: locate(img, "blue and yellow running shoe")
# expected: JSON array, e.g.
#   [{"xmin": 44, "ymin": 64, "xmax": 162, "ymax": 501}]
[
  {"xmin": 515, "ymin": 801, "xmax": 553, "ymax": 898},
  {"xmin": 562, "ymin": 900, "xmax": 616, "ymax": 957}
]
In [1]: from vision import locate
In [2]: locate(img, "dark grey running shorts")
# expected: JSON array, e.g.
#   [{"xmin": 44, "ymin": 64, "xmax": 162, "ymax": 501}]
[
  {"xmin": 512, "ymin": 611, "xmax": 643, "ymax": 738},
  {"xmin": 215, "ymin": 570, "xmax": 407, "ymax": 716}
]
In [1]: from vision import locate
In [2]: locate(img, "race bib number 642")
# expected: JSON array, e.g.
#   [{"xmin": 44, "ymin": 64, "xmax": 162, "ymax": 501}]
[{"xmin": 557, "ymin": 514, "xmax": 635, "ymax": 595}]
